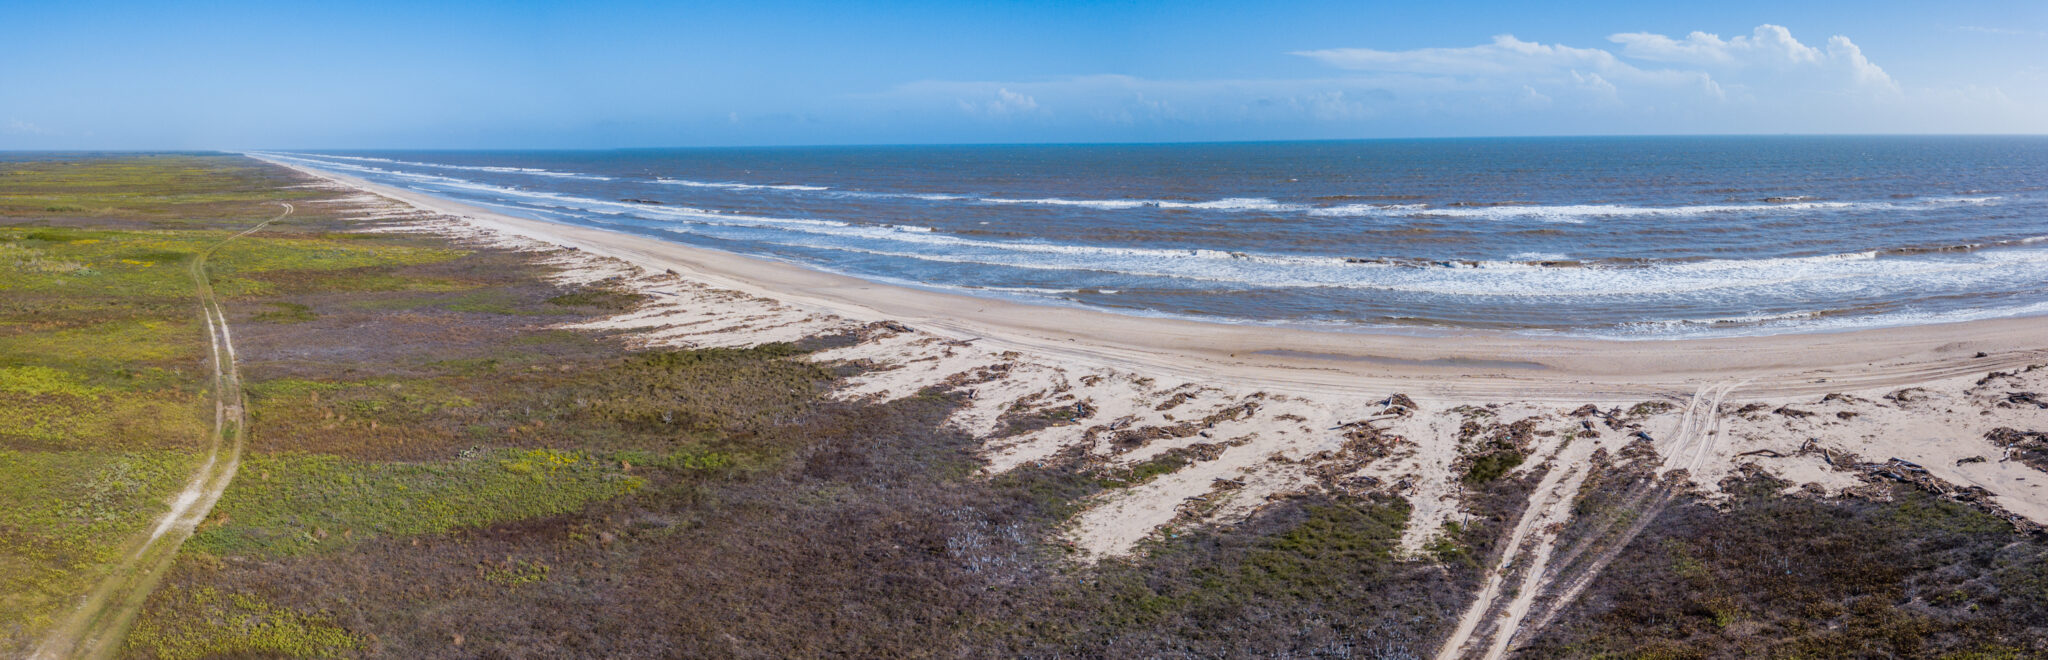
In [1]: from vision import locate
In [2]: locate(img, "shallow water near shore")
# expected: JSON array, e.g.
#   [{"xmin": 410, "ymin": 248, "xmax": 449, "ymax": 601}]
[{"xmin": 254, "ymin": 136, "xmax": 2048, "ymax": 338}]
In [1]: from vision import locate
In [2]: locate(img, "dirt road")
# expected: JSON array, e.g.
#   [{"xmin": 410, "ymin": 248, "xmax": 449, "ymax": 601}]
[{"xmin": 33, "ymin": 203, "xmax": 291, "ymax": 660}]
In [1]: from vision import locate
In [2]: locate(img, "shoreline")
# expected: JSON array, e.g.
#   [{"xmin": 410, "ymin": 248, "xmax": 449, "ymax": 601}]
[
  {"xmin": 264, "ymin": 153, "xmax": 2048, "ymax": 616},
  {"xmin": 254, "ymin": 155, "xmax": 2048, "ymax": 401}
]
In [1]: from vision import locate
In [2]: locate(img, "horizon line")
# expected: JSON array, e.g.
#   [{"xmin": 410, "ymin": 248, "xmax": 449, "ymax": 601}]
[{"xmin": 7, "ymin": 132, "xmax": 2048, "ymax": 154}]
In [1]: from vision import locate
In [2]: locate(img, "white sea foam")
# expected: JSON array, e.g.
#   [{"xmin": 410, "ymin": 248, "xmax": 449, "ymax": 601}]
[
  {"xmin": 262, "ymin": 152, "xmax": 615, "ymax": 181},
  {"xmin": 654, "ymin": 178, "xmax": 830, "ymax": 191},
  {"xmin": 1397, "ymin": 197, "xmax": 2001, "ymax": 222},
  {"xmin": 334, "ymin": 163, "xmax": 2048, "ymax": 300},
  {"xmin": 276, "ymin": 154, "xmax": 2048, "ymax": 334},
  {"xmin": 1582, "ymin": 300, "xmax": 2048, "ymax": 340},
  {"xmin": 268, "ymin": 151, "xmax": 2013, "ymax": 230},
  {"xmin": 977, "ymin": 196, "xmax": 1311, "ymax": 213},
  {"xmin": 1307, "ymin": 203, "xmax": 1429, "ymax": 216}
]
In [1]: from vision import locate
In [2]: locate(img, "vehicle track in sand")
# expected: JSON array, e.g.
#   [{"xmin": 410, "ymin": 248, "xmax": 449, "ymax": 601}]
[
  {"xmin": 32, "ymin": 203, "xmax": 292, "ymax": 660},
  {"xmin": 1434, "ymin": 379, "xmax": 1745, "ymax": 660},
  {"xmin": 1502, "ymin": 379, "xmax": 1746, "ymax": 655}
]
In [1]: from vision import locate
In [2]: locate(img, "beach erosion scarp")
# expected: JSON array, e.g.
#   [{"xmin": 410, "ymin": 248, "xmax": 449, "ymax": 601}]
[{"xmin": 259, "ymin": 154, "xmax": 2048, "ymax": 650}]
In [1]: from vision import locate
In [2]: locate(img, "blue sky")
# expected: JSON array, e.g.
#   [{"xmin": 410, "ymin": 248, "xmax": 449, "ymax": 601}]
[{"xmin": 2, "ymin": 0, "xmax": 2044, "ymax": 148}]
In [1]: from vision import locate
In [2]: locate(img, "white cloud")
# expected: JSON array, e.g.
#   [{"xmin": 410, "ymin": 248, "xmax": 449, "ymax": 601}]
[
  {"xmin": 4, "ymin": 118, "xmax": 50, "ymax": 135},
  {"xmin": 1294, "ymin": 35, "xmax": 1629, "ymax": 77},
  {"xmin": 1290, "ymin": 34, "xmax": 1724, "ymax": 102},
  {"xmin": 851, "ymin": 24, "xmax": 2041, "ymax": 138},
  {"xmin": 1610, "ymin": 25, "xmax": 1816, "ymax": 66},
  {"xmin": 1609, "ymin": 25, "xmax": 1896, "ymax": 92},
  {"xmin": 958, "ymin": 87, "xmax": 1040, "ymax": 117}
]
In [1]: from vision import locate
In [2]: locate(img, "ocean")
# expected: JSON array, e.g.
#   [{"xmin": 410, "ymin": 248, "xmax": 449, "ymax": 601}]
[{"xmin": 257, "ymin": 136, "xmax": 2048, "ymax": 338}]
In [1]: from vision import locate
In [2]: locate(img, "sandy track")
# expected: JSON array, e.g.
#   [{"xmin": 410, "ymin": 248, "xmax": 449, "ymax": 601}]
[
  {"xmin": 1504, "ymin": 380, "xmax": 1745, "ymax": 656},
  {"xmin": 33, "ymin": 204, "xmax": 290, "ymax": 660},
  {"xmin": 1434, "ymin": 379, "xmax": 1745, "ymax": 660}
]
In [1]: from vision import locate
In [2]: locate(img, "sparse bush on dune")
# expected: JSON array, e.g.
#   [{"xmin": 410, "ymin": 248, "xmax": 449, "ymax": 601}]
[{"xmin": 1524, "ymin": 473, "xmax": 2048, "ymax": 657}]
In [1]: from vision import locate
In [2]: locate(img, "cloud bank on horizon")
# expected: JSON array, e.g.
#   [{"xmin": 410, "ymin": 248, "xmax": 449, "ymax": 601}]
[{"xmin": 885, "ymin": 24, "xmax": 2021, "ymax": 141}]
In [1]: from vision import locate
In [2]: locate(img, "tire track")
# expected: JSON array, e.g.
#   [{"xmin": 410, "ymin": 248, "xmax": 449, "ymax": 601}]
[
  {"xmin": 1432, "ymin": 428, "xmax": 1597, "ymax": 660},
  {"xmin": 33, "ymin": 203, "xmax": 291, "ymax": 660},
  {"xmin": 1504, "ymin": 379, "xmax": 1746, "ymax": 656},
  {"xmin": 1433, "ymin": 379, "xmax": 1745, "ymax": 659}
]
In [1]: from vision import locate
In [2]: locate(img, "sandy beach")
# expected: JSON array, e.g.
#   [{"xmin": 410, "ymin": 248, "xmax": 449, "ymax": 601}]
[
  {"xmin": 255, "ymin": 158, "xmax": 2048, "ymax": 397},
  {"xmin": 263, "ymin": 154, "xmax": 2048, "ymax": 652}
]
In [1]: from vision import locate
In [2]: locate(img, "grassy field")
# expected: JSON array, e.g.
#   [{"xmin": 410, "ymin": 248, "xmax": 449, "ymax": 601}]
[
  {"xmin": 0, "ymin": 155, "xmax": 312, "ymax": 648},
  {"xmin": 4, "ymin": 154, "xmax": 2047, "ymax": 658}
]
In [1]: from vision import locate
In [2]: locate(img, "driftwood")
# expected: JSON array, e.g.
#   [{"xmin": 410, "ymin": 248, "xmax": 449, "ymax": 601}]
[
  {"xmin": 1799, "ymin": 438, "xmax": 1839, "ymax": 466},
  {"xmin": 1735, "ymin": 449, "xmax": 1785, "ymax": 458}
]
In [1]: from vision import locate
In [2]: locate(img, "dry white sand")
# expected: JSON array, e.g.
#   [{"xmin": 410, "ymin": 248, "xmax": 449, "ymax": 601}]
[{"xmin": 261, "ymin": 156, "xmax": 2048, "ymax": 571}]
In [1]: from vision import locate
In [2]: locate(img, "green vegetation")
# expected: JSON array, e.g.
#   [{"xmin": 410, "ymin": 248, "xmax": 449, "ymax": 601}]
[
  {"xmin": 1096, "ymin": 451, "xmax": 1191, "ymax": 488},
  {"xmin": 0, "ymin": 358, "xmax": 208, "ymax": 452},
  {"xmin": 480, "ymin": 558, "xmax": 552, "ymax": 586},
  {"xmin": 1461, "ymin": 449, "xmax": 1526, "ymax": 485},
  {"xmin": 546, "ymin": 288, "xmax": 647, "ymax": 310},
  {"xmin": 1525, "ymin": 476, "xmax": 2048, "ymax": 656},
  {"xmin": 249, "ymin": 301, "xmax": 316, "ymax": 323},
  {"xmin": 1426, "ymin": 519, "xmax": 1479, "ymax": 569},
  {"xmin": 190, "ymin": 449, "xmax": 642, "ymax": 558},
  {"xmin": 124, "ymin": 587, "xmax": 361, "ymax": 660},
  {"xmin": 0, "ymin": 155, "xmax": 312, "ymax": 219},
  {"xmin": 1010, "ymin": 496, "xmax": 1462, "ymax": 654},
  {"xmin": 0, "ymin": 154, "xmax": 484, "ymax": 654},
  {"xmin": 0, "ymin": 450, "xmax": 198, "ymax": 634},
  {"xmin": 11, "ymin": 153, "xmax": 2048, "ymax": 658}
]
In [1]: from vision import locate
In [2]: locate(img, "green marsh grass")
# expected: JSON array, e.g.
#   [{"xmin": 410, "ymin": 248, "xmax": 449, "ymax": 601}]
[
  {"xmin": 189, "ymin": 449, "xmax": 643, "ymax": 558},
  {"xmin": 0, "ymin": 450, "xmax": 199, "ymax": 636}
]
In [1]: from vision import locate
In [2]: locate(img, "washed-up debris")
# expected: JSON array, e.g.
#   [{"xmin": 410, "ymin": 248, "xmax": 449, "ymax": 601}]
[
  {"xmin": 1774, "ymin": 406, "xmax": 1816, "ymax": 419},
  {"xmin": 1885, "ymin": 387, "xmax": 1929, "ymax": 404}
]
